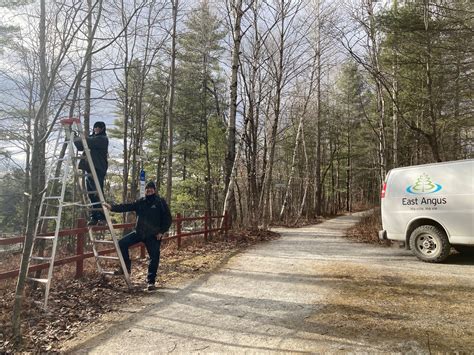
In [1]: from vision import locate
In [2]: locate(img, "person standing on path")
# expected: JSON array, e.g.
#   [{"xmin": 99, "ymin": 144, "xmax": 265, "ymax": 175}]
[
  {"xmin": 103, "ymin": 181, "xmax": 172, "ymax": 290},
  {"xmin": 74, "ymin": 121, "xmax": 109, "ymax": 226}
]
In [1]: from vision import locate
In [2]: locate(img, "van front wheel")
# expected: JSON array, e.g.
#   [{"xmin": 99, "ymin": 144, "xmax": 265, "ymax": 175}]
[{"xmin": 409, "ymin": 225, "xmax": 450, "ymax": 263}]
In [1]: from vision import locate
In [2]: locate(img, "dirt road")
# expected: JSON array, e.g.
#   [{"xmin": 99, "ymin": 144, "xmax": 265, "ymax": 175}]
[{"xmin": 64, "ymin": 213, "xmax": 474, "ymax": 353}]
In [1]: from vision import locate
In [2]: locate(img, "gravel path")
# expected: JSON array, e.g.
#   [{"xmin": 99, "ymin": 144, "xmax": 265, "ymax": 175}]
[{"xmin": 66, "ymin": 212, "xmax": 474, "ymax": 353}]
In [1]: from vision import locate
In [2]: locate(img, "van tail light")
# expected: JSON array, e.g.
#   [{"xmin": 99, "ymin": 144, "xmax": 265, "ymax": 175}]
[{"xmin": 381, "ymin": 182, "xmax": 387, "ymax": 198}]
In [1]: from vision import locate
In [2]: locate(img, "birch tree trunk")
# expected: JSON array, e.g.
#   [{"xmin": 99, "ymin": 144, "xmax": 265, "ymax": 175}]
[
  {"xmin": 224, "ymin": 0, "xmax": 248, "ymax": 218},
  {"xmin": 225, "ymin": 0, "xmax": 243, "ymax": 192},
  {"xmin": 166, "ymin": 0, "xmax": 178, "ymax": 205}
]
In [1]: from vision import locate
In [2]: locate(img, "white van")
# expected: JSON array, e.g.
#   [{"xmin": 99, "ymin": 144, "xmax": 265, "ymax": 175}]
[{"xmin": 379, "ymin": 159, "xmax": 474, "ymax": 262}]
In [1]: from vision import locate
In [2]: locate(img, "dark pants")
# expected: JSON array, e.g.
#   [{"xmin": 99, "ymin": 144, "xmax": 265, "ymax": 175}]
[
  {"xmin": 119, "ymin": 231, "xmax": 162, "ymax": 284},
  {"xmin": 85, "ymin": 172, "xmax": 105, "ymax": 220}
]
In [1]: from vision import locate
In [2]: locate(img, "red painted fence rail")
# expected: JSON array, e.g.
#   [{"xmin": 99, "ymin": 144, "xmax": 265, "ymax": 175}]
[{"xmin": 0, "ymin": 212, "xmax": 229, "ymax": 281}]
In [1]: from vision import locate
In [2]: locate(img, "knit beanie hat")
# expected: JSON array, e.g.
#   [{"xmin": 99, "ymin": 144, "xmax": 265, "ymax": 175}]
[
  {"xmin": 145, "ymin": 181, "xmax": 156, "ymax": 190},
  {"xmin": 93, "ymin": 121, "xmax": 106, "ymax": 129}
]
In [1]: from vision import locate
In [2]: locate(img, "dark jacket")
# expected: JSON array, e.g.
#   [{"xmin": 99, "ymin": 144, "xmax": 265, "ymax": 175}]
[
  {"xmin": 111, "ymin": 195, "xmax": 172, "ymax": 238},
  {"xmin": 74, "ymin": 131, "xmax": 108, "ymax": 176}
]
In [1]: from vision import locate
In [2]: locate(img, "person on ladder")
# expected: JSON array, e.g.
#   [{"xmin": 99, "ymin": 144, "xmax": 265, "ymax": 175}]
[
  {"xmin": 74, "ymin": 121, "xmax": 109, "ymax": 226},
  {"xmin": 103, "ymin": 181, "xmax": 172, "ymax": 291}
]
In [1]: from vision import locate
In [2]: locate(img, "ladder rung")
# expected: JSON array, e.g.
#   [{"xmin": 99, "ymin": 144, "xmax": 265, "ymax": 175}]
[
  {"xmin": 101, "ymin": 270, "xmax": 116, "ymax": 275},
  {"xmin": 61, "ymin": 203, "xmax": 78, "ymax": 207},
  {"xmin": 39, "ymin": 216, "xmax": 59, "ymax": 220},
  {"xmin": 44, "ymin": 196, "xmax": 62, "ymax": 200},
  {"xmin": 97, "ymin": 255, "xmax": 119, "ymax": 261},
  {"xmin": 93, "ymin": 240, "xmax": 114, "ymax": 244},
  {"xmin": 82, "ymin": 202, "xmax": 98, "ymax": 207},
  {"xmin": 31, "ymin": 256, "xmax": 53, "ymax": 261},
  {"xmin": 28, "ymin": 277, "xmax": 48, "ymax": 284},
  {"xmin": 35, "ymin": 236, "xmax": 55, "ymax": 240}
]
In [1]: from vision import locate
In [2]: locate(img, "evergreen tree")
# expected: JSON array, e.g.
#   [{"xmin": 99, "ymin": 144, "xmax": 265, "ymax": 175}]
[
  {"xmin": 334, "ymin": 62, "xmax": 378, "ymax": 209},
  {"xmin": 0, "ymin": 169, "xmax": 25, "ymax": 233},
  {"xmin": 171, "ymin": 0, "xmax": 226, "ymax": 213},
  {"xmin": 378, "ymin": 1, "xmax": 473, "ymax": 163}
]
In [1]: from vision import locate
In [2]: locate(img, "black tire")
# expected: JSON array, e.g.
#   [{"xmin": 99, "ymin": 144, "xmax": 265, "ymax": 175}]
[
  {"xmin": 409, "ymin": 225, "xmax": 451, "ymax": 263},
  {"xmin": 453, "ymin": 245, "xmax": 474, "ymax": 255}
]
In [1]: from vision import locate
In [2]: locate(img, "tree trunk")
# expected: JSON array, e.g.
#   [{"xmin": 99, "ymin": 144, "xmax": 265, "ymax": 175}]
[
  {"xmin": 156, "ymin": 99, "xmax": 168, "ymax": 191},
  {"xmin": 279, "ymin": 56, "xmax": 316, "ymax": 220},
  {"xmin": 346, "ymin": 125, "xmax": 352, "ymax": 212},
  {"xmin": 245, "ymin": 0, "xmax": 261, "ymax": 228},
  {"xmin": 296, "ymin": 127, "xmax": 310, "ymax": 221},
  {"xmin": 12, "ymin": 0, "xmax": 47, "ymax": 343},
  {"xmin": 121, "ymin": 0, "xmax": 130, "ymax": 202},
  {"xmin": 365, "ymin": 0, "xmax": 386, "ymax": 184},
  {"xmin": 203, "ymin": 54, "xmax": 212, "ymax": 214},
  {"xmin": 423, "ymin": 0, "xmax": 441, "ymax": 162},
  {"xmin": 166, "ymin": 0, "xmax": 178, "ymax": 205},
  {"xmin": 391, "ymin": 0, "xmax": 399, "ymax": 168},
  {"xmin": 313, "ymin": 0, "xmax": 322, "ymax": 217},
  {"xmin": 84, "ymin": 0, "xmax": 93, "ymax": 132},
  {"xmin": 224, "ymin": 0, "xmax": 244, "ymax": 199},
  {"xmin": 261, "ymin": 0, "xmax": 287, "ymax": 228}
]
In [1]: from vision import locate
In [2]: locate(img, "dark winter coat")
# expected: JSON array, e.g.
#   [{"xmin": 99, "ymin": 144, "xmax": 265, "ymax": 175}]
[
  {"xmin": 74, "ymin": 131, "xmax": 109, "ymax": 176},
  {"xmin": 110, "ymin": 195, "xmax": 172, "ymax": 238}
]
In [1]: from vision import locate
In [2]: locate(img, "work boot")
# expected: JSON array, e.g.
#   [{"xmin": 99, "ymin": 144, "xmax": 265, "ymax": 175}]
[{"xmin": 146, "ymin": 283, "xmax": 156, "ymax": 291}]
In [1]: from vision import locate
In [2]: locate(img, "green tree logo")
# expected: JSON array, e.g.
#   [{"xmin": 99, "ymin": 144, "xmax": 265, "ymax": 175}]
[{"xmin": 407, "ymin": 174, "xmax": 442, "ymax": 194}]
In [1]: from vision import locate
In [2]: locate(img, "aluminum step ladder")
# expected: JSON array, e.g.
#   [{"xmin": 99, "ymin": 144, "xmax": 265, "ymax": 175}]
[{"xmin": 27, "ymin": 117, "xmax": 131, "ymax": 309}]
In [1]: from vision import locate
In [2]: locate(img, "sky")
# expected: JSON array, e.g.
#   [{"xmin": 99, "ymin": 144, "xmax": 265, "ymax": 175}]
[{"xmin": 0, "ymin": 0, "xmax": 390, "ymax": 174}]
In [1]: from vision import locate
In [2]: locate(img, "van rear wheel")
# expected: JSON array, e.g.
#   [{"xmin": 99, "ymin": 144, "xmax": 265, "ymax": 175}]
[{"xmin": 409, "ymin": 225, "xmax": 451, "ymax": 263}]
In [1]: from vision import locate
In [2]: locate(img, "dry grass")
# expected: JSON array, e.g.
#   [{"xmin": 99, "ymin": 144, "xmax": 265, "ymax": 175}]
[
  {"xmin": 306, "ymin": 263, "xmax": 474, "ymax": 352},
  {"xmin": 346, "ymin": 208, "xmax": 390, "ymax": 245}
]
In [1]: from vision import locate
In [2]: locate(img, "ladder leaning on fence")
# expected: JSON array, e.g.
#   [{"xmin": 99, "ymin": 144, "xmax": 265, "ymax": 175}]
[{"xmin": 27, "ymin": 117, "xmax": 131, "ymax": 309}]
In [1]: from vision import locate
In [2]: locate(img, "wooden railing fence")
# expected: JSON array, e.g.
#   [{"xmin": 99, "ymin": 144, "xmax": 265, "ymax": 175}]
[{"xmin": 0, "ymin": 212, "xmax": 229, "ymax": 281}]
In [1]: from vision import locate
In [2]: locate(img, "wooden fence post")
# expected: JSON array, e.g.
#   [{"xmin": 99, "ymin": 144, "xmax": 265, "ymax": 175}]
[
  {"xmin": 75, "ymin": 218, "xmax": 86, "ymax": 278},
  {"xmin": 176, "ymin": 213, "xmax": 182, "ymax": 249},
  {"xmin": 204, "ymin": 211, "xmax": 209, "ymax": 242}
]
